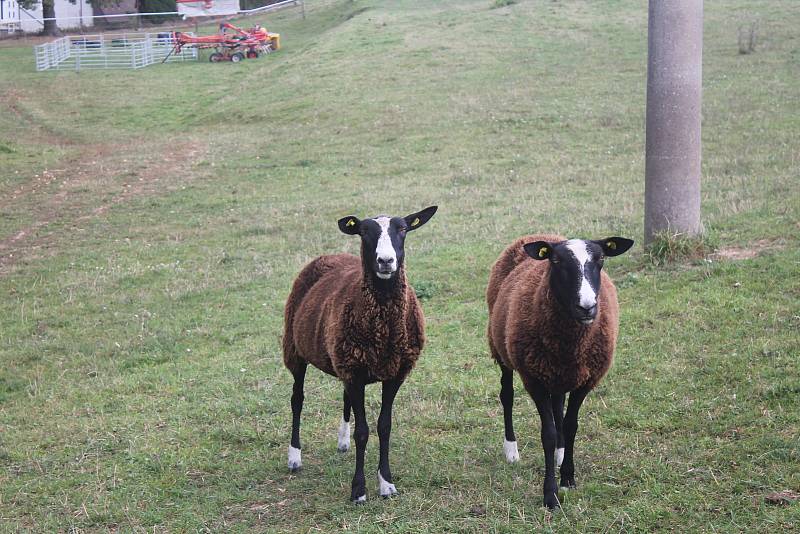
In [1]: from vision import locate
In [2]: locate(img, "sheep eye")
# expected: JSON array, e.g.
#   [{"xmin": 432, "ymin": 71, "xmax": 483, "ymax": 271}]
[{"xmin": 551, "ymin": 257, "xmax": 559, "ymax": 264}]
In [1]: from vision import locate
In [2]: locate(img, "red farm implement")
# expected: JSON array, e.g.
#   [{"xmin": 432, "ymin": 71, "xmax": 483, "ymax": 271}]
[{"xmin": 166, "ymin": 22, "xmax": 280, "ymax": 63}]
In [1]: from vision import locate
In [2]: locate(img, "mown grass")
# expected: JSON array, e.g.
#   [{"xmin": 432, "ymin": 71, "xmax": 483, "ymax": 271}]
[{"xmin": 1, "ymin": 0, "xmax": 799, "ymax": 531}]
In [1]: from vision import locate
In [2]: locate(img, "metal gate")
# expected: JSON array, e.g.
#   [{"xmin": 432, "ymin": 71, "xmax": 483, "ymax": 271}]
[{"xmin": 34, "ymin": 32, "xmax": 197, "ymax": 71}]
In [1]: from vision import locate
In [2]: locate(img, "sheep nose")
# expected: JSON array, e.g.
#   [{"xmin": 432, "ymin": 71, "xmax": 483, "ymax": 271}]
[
  {"xmin": 577, "ymin": 303, "xmax": 597, "ymax": 316},
  {"xmin": 377, "ymin": 257, "xmax": 395, "ymax": 266}
]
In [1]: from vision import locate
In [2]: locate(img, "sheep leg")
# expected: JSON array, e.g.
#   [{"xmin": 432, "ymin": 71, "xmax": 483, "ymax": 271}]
[
  {"xmin": 499, "ymin": 364, "xmax": 520, "ymax": 463},
  {"xmin": 551, "ymin": 393, "xmax": 566, "ymax": 468},
  {"xmin": 288, "ymin": 362, "xmax": 307, "ymax": 472},
  {"xmin": 560, "ymin": 386, "xmax": 590, "ymax": 489},
  {"xmin": 377, "ymin": 378, "xmax": 403, "ymax": 498},
  {"xmin": 345, "ymin": 379, "xmax": 369, "ymax": 503},
  {"xmin": 528, "ymin": 386, "xmax": 560, "ymax": 509},
  {"xmin": 338, "ymin": 389, "xmax": 352, "ymax": 452},
  {"xmin": 343, "ymin": 389, "xmax": 352, "ymax": 422}
]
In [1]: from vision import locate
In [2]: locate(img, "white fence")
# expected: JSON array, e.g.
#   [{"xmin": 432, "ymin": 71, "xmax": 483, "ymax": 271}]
[{"xmin": 34, "ymin": 32, "xmax": 197, "ymax": 71}]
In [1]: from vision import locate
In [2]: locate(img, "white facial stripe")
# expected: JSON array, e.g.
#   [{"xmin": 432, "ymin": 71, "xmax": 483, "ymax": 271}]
[
  {"xmin": 374, "ymin": 216, "xmax": 397, "ymax": 274},
  {"xmin": 578, "ymin": 278, "xmax": 596, "ymax": 308},
  {"xmin": 565, "ymin": 239, "xmax": 597, "ymax": 308},
  {"xmin": 565, "ymin": 239, "xmax": 590, "ymax": 265}
]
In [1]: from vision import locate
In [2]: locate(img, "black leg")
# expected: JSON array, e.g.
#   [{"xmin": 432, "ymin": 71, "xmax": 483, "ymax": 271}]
[
  {"xmin": 343, "ymin": 388, "xmax": 352, "ymax": 423},
  {"xmin": 499, "ymin": 363, "xmax": 519, "ymax": 462},
  {"xmin": 288, "ymin": 362, "xmax": 307, "ymax": 472},
  {"xmin": 524, "ymin": 380, "xmax": 559, "ymax": 509},
  {"xmin": 551, "ymin": 393, "xmax": 565, "ymax": 468},
  {"xmin": 377, "ymin": 378, "xmax": 403, "ymax": 497},
  {"xmin": 338, "ymin": 388, "xmax": 352, "ymax": 452},
  {"xmin": 560, "ymin": 386, "xmax": 590, "ymax": 489},
  {"xmin": 345, "ymin": 379, "xmax": 368, "ymax": 503}
]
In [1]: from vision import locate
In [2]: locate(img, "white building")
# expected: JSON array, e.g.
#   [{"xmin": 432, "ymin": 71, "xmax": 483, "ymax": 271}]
[{"xmin": 0, "ymin": 0, "xmax": 94, "ymax": 33}]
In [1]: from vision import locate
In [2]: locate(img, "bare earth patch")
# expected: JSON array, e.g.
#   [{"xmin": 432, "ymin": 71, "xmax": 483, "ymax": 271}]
[
  {"xmin": 765, "ymin": 490, "xmax": 800, "ymax": 506},
  {"xmin": 710, "ymin": 239, "xmax": 782, "ymax": 261},
  {"xmin": 0, "ymin": 139, "xmax": 207, "ymax": 274}
]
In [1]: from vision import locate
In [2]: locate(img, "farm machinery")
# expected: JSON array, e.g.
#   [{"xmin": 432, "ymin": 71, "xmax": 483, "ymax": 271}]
[{"xmin": 168, "ymin": 22, "xmax": 280, "ymax": 63}]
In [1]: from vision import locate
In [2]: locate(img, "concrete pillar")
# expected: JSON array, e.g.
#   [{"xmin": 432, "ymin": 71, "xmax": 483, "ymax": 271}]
[{"xmin": 644, "ymin": 0, "xmax": 703, "ymax": 244}]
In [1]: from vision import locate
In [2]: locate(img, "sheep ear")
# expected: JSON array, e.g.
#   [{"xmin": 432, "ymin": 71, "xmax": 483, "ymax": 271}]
[
  {"xmin": 338, "ymin": 216, "xmax": 361, "ymax": 235},
  {"xmin": 404, "ymin": 205, "xmax": 438, "ymax": 231},
  {"xmin": 523, "ymin": 241, "xmax": 552, "ymax": 260},
  {"xmin": 595, "ymin": 237, "xmax": 634, "ymax": 256}
]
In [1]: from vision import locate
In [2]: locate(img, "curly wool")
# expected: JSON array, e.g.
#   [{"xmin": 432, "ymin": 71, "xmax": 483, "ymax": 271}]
[
  {"xmin": 487, "ymin": 235, "xmax": 619, "ymax": 394},
  {"xmin": 283, "ymin": 254, "xmax": 425, "ymax": 384}
]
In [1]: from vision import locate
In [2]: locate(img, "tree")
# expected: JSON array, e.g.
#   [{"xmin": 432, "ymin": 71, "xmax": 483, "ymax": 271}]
[
  {"xmin": 644, "ymin": 0, "xmax": 704, "ymax": 244},
  {"xmin": 18, "ymin": 0, "xmax": 61, "ymax": 36}
]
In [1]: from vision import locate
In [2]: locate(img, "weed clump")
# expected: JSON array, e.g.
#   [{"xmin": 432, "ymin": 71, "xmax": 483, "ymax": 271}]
[
  {"xmin": 491, "ymin": 0, "xmax": 517, "ymax": 9},
  {"xmin": 412, "ymin": 279, "xmax": 440, "ymax": 300},
  {"xmin": 738, "ymin": 20, "xmax": 759, "ymax": 54},
  {"xmin": 645, "ymin": 231, "xmax": 716, "ymax": 266}
]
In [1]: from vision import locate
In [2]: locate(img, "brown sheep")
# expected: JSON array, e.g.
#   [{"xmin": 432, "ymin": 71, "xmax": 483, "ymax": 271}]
[
  {"xmin": 486, "ymin": 234, "xmax": 634, "ymax": 509},
  {"xmin": 283, "ymin": 206, "xmax": 437, "ymax": 503}
]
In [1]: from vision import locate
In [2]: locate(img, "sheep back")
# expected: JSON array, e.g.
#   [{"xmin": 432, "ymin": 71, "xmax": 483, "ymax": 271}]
[
  {"xmin": 487, "ymin": 235, "xmax": 620, "ymax": 394},
  {"xmin": 283, "ymin": 254, "xmax": 425, "ymax": 384}
]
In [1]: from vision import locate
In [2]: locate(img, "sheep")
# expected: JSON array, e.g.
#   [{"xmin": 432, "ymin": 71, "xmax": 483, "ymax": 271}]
[
  {"xmin": 486, "ymin": 234, "xmax": 634, "ymax": 509},
  {"xmin": 282, "ymin": 206, "xmax": 438, "ymax": 503}
]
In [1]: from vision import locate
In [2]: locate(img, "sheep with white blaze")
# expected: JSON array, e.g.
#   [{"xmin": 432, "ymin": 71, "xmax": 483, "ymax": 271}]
[
  {"xmin": 282, "ymin": 206, "xmax": 437, "ymax": 503},
  {"xmin": 486, "ymin": 234, "xmax": 634, "ymax": 509}
]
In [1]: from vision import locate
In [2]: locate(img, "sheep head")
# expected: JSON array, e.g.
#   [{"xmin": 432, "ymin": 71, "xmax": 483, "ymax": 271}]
[
  {"xmin": 523, "ymin": 237, "xmax": 634, "ymax": 325},
  {"xmin": 338, "ymin": 206, "xmax": 438, "ymax": 283}
]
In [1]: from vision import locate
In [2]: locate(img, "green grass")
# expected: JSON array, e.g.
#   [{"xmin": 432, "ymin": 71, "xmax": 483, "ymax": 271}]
[
  {"xmin": 1, "ymin": 0, "xmax": 799, "ymax": 531},
  {"xmin": 644, "ymin": 230, "xmax": 717, "ymax": 266}
]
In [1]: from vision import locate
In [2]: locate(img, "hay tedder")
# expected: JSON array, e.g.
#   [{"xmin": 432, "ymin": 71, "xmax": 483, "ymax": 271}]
[{"xmin": 168, "ymin": 22, "xmax": 280, "ymax": 63}]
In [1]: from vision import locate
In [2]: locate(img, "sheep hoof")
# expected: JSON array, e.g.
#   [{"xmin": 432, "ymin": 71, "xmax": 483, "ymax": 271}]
[
  {"xmin": 352, "ymin": 494, "xmax": 367, "ymax": 504},
  {"xmin": 380, "ymin": 488, "xmax": 399, "ymax": 499},
  {"xmin": 560, "ymin": 477, "xmax": 577, "ymax": 489},
  {"xmin": 378, "ymin": 471, "xmax": 399, "ymax": 498},
  {"xmin": 544, "ymin": 492, "xmax": 561, "ymax": 510},
  {"xmin": 287, "ymin": 446, "xmax": 302, "ymax": 472},
  {"xmin": 503, "ymin": 439, "xmax": 520, "ymax": 463}
]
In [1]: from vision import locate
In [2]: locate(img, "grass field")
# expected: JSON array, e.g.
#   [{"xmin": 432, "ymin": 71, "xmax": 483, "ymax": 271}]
[{"xmin": 1, "ymin": 0, "xmax": 799, "ymax": 531}]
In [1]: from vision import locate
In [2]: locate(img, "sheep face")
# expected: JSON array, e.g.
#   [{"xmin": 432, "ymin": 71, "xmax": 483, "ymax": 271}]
[
  {"xmin": 523, "ymin": 237, "xmax": 634, "ymax": 325},
  {"xmin": 338, "ymin": 206, "xmax": 438, "ymax": 281}
]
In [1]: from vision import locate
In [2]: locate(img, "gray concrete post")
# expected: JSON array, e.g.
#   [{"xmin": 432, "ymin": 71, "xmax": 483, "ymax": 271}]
[{"xmin": 645, "ymin": 0, "xmax": 703, "ymax": 244}]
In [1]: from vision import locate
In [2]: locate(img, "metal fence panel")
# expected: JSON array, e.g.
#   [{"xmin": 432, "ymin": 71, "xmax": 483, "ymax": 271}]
[{"xmin": 34, "ymin": 32, "xmax": 197, "ymax": 71}]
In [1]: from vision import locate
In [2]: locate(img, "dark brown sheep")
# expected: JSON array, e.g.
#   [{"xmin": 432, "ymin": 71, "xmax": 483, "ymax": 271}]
[
  {"xmin": 283, "ymin": 206, "xmax": 437, "ymax": 503},
  {"xmin": 486, "ymin": 233, "xmax": 633, "ymax": 509}
]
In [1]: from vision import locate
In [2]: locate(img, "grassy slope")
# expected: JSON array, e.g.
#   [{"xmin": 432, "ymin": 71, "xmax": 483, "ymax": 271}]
[{"xmin": 0, "ymin": 0, "xmax": 798, "ymax": 531}]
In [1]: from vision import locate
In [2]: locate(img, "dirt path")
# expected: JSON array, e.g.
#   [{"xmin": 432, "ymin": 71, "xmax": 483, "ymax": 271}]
[{"xmin": 0, "ymin": 139, "xmax": 207, "ymax": 275}]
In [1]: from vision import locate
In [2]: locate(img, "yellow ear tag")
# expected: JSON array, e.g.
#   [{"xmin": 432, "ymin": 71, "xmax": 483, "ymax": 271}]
[
  {"xmin": 607, "ymin": 241, "xmax": 617, "ymax": 250},
  {"xmin": 346, "ymin": 219, "xmax": 356, "ymax": 227},
  {"xmin": 411, "ymin": 217, "xmax": 420, "ymax": 227},
  {"xmin": 538, "ymin": 247, "xmax": 548, "ymax": 258}
]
